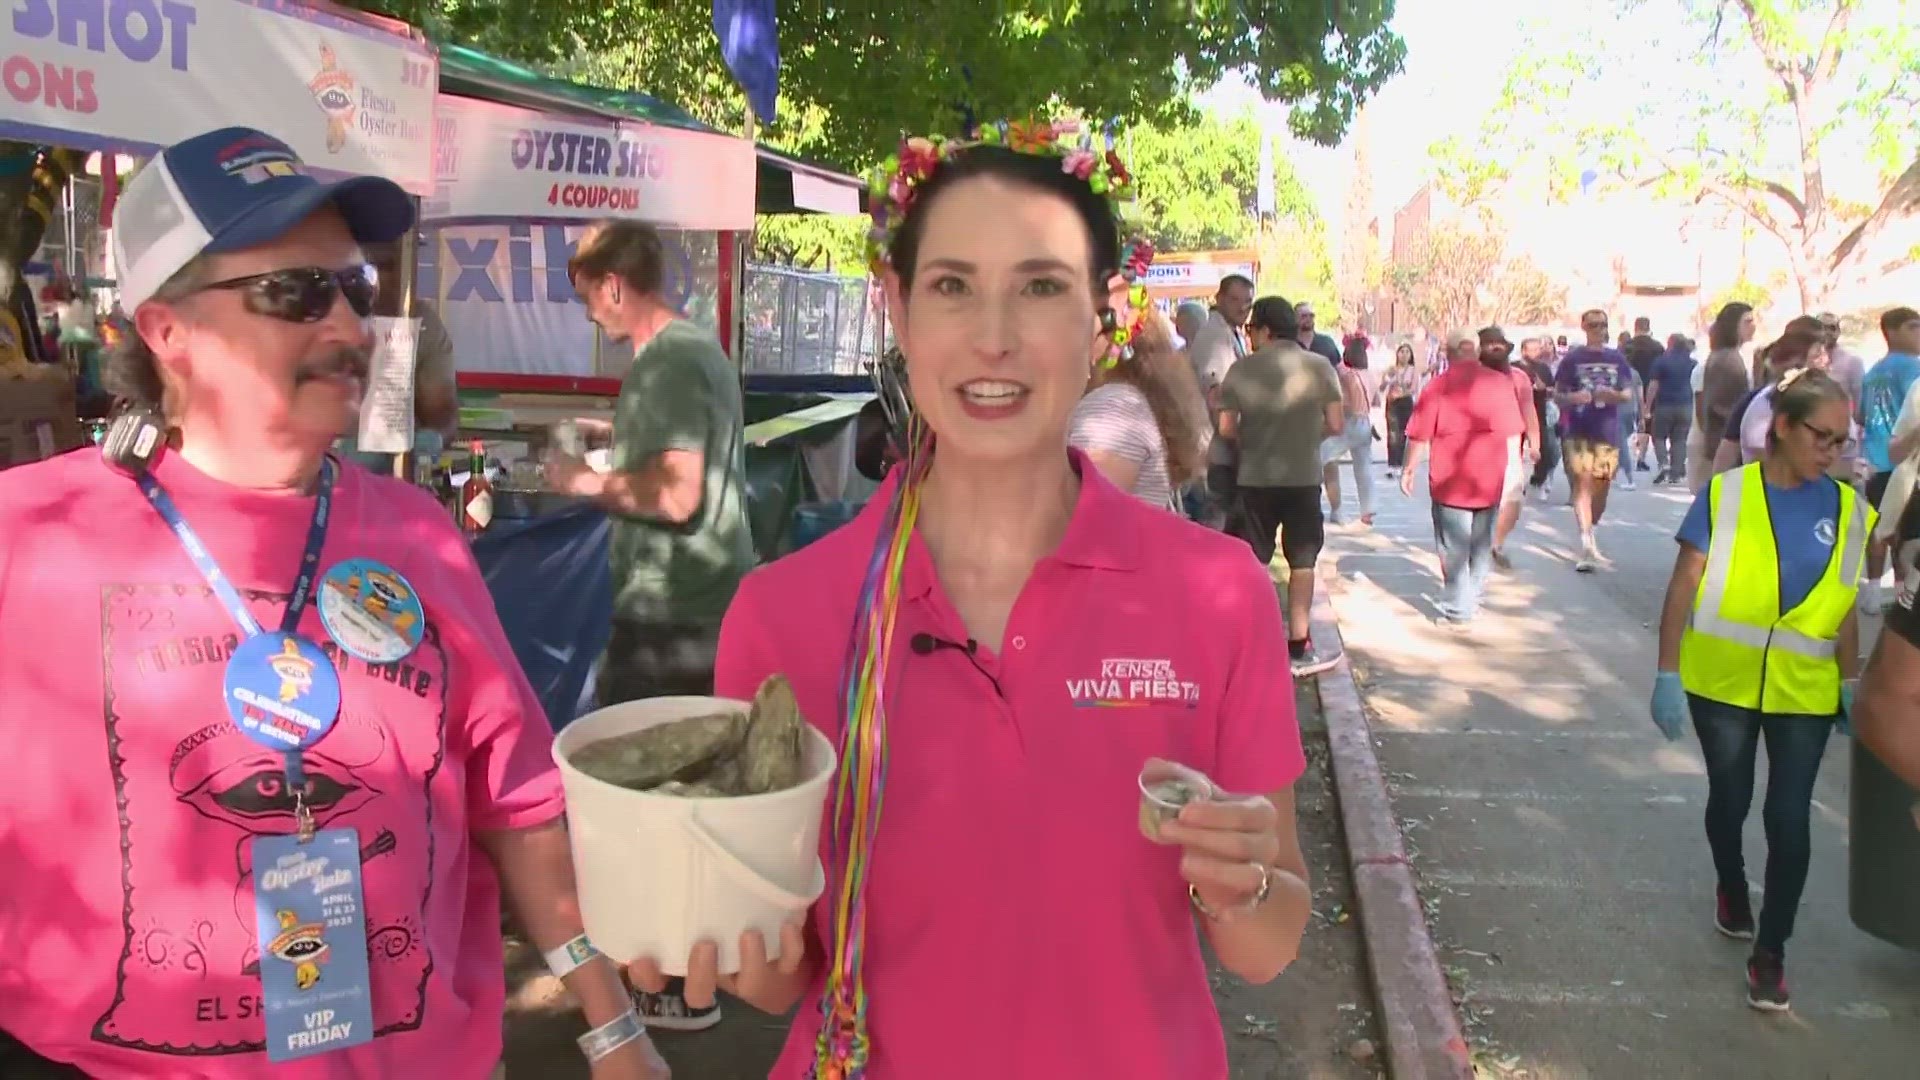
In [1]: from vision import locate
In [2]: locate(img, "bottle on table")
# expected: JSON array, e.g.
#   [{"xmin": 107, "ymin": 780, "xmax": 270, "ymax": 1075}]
[{"xmin": 459, "ymin": 440, "xmax": 493, "ymax": 534}]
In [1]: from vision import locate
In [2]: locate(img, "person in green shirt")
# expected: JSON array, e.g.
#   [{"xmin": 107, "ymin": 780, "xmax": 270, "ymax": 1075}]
[{"xmin": 544, "ymin": 219, "xmax": 757, "ymax": 713}]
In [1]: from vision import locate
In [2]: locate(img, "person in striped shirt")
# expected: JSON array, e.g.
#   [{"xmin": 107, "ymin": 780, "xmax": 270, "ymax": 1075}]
[{"xmin": 1071, "ymin": 312, "xmax": 1206, "ymax": 510}]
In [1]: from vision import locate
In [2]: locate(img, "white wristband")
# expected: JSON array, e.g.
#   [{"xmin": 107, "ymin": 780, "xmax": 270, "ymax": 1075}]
[
  {"xmin": 577, "ymin": 1007, "xmax": 648, "ymax": 1063},
  {"xmin": 544, "ymin": 934, "xmax": 601, "ymax": 980}
]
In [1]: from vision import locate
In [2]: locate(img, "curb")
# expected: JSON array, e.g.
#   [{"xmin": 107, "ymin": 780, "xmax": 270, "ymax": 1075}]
[{"xmin": 1311, "ymin": 587, "xmax": 1474, "ymax": 1080}]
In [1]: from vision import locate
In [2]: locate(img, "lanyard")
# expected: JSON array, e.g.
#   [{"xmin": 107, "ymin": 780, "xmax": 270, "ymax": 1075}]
[
  {"xmin": 136, "ymin": 458, "xmax": 334, "ymax": 637},
  {"xmin": 137, "ymin": 458, "xmax": 336, "ymax": 834}
]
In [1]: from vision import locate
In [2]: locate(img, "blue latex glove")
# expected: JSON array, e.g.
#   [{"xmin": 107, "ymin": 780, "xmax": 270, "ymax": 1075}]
[
  {"xmin": 1650, "ymin": 671, "xmax": 1689, "ymax": 741},
  {"xmin": 1838, "ymin": 679, "xmax": 1858, "ymax": 736}
]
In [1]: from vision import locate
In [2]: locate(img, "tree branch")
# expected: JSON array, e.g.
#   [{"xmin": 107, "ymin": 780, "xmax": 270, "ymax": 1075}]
[
  {"xmin": 1693, "ymin": 174, "xmax": 1795, "ymax": 249},
  {"xmin": 1811, "ymin": 0, "xmax": 1857, "ymax": 84},
  {"xmin": 1828, "ymin": 155, "xmax": 1920, "ymax": 272},
  {"xmin": 1731, "ymin": 0, "xmax": 1793, "ymax": 88}
]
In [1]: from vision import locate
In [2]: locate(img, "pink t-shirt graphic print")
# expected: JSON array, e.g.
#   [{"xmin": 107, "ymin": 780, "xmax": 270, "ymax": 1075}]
[
  {"xmin": 0, "ymin": 450, "xmax": 566, "ymax": 1078},
  {"xmin": 93, "ymin": 582, "xmax": 446, "ymax": 1053}
]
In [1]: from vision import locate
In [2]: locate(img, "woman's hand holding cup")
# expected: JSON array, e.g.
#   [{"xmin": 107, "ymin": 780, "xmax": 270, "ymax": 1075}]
[{"xmin": 1158, "ymin": 793, "xmax": 1281, "ymax": 918}]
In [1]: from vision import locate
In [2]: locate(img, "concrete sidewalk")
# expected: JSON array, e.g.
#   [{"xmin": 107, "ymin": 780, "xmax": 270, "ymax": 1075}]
[{"xmin": 1321, "ymin": 458, "xmax": 1920, "ymax": 1079}]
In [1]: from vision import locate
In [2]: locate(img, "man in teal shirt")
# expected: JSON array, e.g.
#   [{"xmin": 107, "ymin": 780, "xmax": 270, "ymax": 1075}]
[
  {"xmin": 1857, "ymin": 305, "xmax": 1920, "ymax": 612},
  {"xmin": 544, "ymin": 219, "xmax": 756, "ymax": 708}
]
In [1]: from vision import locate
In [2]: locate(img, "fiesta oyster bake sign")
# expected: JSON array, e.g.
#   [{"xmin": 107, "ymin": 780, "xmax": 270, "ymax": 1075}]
[{"xmin": 1, "ymin": 0, "xmax": 436, "ymax": 193}]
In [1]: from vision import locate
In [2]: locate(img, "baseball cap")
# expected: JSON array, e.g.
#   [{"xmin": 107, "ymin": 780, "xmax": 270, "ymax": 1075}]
[{"xmin": 113, "ymin": 127, "xmax": 414, "ymax": 311}]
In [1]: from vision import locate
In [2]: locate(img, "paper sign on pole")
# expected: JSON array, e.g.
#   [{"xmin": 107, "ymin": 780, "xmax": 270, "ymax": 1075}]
[{"xmin": 357, "ymin": 317, "xmax": 418, "ymax": 453}]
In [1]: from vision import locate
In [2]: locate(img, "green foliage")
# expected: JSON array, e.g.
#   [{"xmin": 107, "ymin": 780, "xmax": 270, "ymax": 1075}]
[
  {"xmin": 1255, "ymin": 218, "xmax": 1337, "ymax": 316},
  {"xmin": 350, "ymin": 0, "xmax": 1405, "ymax": 167},
  {"xmin": 1705, "ymin": 276, "xmax": 1780, "ymax": 318},
  {"xmin": 751, "ymin": 214, "xmax": 869, "ymax": 275},
  {"xmin": 746, "ymin": 109, "xmax": 1332, "ymax": 281},
  {"xmin": 1426, "ymin": 0, "xmax": 1920, "ymax": 310},
  {"xmin": 1124, "ymin": 113, "xmax": 1313, "ymax": 252}
]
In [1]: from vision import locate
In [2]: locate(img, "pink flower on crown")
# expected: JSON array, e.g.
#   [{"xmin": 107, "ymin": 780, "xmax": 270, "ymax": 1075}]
[
  {"xmin": 887, "ymin": 173, "xmax": 915, "ymax": 210},
  {"xmin": 1052, "ymin": 119, "xmax": 1083, "ymax": 138},
  {"xmin": 898, "ymin": 137, "xmax": 942, "ymax": 180},
  {"xmin": 1062, "ymin": 149, "xmax": 1097, "ymax": 180}
]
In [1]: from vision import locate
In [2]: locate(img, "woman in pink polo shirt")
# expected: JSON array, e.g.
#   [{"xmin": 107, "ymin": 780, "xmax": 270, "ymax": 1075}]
[{"xmin": 628, "ymin": 131, "xmax": 1312, "ymax": 1077}]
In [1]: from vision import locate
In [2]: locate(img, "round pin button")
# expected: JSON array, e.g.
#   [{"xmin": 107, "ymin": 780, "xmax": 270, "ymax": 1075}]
[
  {"xmin": 223, "ymin": 632, "xmax": 342, "ymax": 752},
  {"xmin": 318, "ymin": 558, "xmax": 425, "ymax": 663}
]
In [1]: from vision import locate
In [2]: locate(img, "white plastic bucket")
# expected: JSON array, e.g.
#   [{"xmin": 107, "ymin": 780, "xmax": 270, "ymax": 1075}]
[{"xmin": 552, "ymin": 695, "xmax": 835, "ymax": 976}]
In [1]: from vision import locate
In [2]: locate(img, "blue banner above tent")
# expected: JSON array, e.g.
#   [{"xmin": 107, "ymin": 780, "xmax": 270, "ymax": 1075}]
[{"xmin": 713, "ymin": 0, "xmax": 780, "ymax": 124}]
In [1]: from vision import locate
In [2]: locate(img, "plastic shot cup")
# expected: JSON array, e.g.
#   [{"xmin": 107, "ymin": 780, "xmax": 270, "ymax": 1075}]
[{"xmin": 1138, "ymin": 759, "xmax": 1216, "ymax": 844}]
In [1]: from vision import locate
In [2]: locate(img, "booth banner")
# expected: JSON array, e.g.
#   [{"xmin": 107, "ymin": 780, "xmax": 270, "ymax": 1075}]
[
  {"xmin": 424, "ymin": 94, "xmax": 755, "ymax": 231},
  {"xmin": 423, "ymin": 222, "xmax": 718, "ymax": 379},
  {"xmin": 1143, "ymin": 260, "xmax": 1258, "ymax": 291},
  {"xmin": 1, "ymin": 0, "xmax": 436, "ymax": 193}
]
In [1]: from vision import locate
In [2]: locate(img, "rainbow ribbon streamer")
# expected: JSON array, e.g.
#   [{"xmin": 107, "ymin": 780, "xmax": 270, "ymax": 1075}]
[{"xmin": 811, "ymin": 419, "xmax": 931, "ymax": 1080}]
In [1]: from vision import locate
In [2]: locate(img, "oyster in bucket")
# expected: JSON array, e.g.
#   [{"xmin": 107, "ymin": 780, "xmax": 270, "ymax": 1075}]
[{"xmin": 570, "ymin": 675, "xmax": 811, "ymax": 797}]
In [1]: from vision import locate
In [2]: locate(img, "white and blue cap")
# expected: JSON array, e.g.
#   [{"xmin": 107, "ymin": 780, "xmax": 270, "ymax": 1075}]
[{"xmin": 112, "ymin": 126, "xmax": 414, "ymax": 311}]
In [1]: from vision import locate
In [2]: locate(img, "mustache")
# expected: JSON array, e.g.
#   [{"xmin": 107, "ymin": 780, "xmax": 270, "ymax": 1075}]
[{"xmin": 292, "ymin": 347, "xmax": 372, "ymax": 387}]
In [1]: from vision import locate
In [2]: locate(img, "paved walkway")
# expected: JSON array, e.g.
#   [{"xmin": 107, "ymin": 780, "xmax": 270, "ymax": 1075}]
[{"xmin": 1321, "ymin": 448, "xmax": 1920, "ymax": 1078}]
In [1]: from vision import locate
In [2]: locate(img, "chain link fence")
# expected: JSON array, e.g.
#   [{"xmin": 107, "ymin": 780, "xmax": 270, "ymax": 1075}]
[{"xmin": 741, "ymin": 263, "xmax": 888, "ymax": 377}]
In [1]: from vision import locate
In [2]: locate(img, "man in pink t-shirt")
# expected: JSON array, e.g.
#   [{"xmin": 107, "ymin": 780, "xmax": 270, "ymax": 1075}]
[
  {"xmin": 1400, "ymin": 330, "xmax": 1530, "ymax": 623},
  {"xmin": 0, "ymin": 128, "xmax": 663, "ymax": 1079}
]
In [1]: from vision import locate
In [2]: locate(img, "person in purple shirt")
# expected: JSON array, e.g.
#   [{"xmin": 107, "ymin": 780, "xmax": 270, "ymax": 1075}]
[{"xmin": 1555, "ymin": 308, "xmax": 1638, "ymax": 571}]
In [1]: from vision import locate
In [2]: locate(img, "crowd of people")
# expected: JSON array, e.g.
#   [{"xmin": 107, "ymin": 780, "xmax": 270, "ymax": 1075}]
[{"xmin": 1067, "ymin": 275, "xmax": 1920, "ymax": 1016}]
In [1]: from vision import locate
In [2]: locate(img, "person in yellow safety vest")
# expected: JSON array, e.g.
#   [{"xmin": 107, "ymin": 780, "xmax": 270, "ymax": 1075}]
[{"xmin": 1651, "ymin": 367, "xmax": 1869, "ymax": 1016}]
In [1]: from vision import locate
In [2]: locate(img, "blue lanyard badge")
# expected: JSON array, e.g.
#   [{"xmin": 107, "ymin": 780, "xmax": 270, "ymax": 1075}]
[{"xmin": 139, "ymin": 459, "xmax": 341, "ymax": 839}]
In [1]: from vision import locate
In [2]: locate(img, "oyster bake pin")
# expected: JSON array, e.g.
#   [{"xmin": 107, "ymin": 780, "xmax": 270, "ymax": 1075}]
[{"xmin": 309, "ymin": 44, "xmax": 357, "ymax": 152}]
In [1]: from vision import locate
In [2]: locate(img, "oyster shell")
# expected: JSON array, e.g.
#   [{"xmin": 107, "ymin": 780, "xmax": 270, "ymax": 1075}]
[{"xmin": 569, "ymin": 675, "xmax": 811, "ymax": 797}]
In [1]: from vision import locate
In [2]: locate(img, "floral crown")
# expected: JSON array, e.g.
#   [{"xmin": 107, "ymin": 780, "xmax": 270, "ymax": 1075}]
[{"xmin": 866, "ymin": 118, "xmax": 1156, "ymax": 367}]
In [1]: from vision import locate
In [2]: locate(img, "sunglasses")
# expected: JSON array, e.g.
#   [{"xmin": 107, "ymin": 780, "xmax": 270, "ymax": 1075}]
[
  {"xmin": 200, "ymin": 265, "xmax": 379, "ymax": 324},
  {"xmin": 1797, "ymin": 419, "xmax": 1848, "ymax": 450}
]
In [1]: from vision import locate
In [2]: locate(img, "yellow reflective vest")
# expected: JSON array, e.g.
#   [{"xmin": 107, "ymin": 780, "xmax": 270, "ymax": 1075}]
[{"xmin": 1679, "ymin": 463, "xmax": 1874, "ymax": 715}]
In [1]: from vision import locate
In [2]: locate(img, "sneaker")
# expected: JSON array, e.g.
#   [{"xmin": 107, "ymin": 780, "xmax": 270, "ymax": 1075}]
[
  {"xmin": 1653, "ymin": 470, "xmax": 1669, "ymax": 485},
  {"xmin": 1619, "ymin": 475, "xmax": 1637, "ymax": 491},
  {"xmin": 1715, "ymin": 886, "xmax": 1756, "ymax": 940},
  {"xmin": 633, "ymin": 978, "xmax": 723, "ymax": 1031},
  {"xmin": 1575, "ymin": 537, "xmax": 1604, "ymax": 573},
  {"xmin": 1746, "ymin": 950, "xmax": 1790, "ymax": 1012},
  {"xmin": 1291, "ymin": 644, "xmax": 1341, "ymax": 678}
]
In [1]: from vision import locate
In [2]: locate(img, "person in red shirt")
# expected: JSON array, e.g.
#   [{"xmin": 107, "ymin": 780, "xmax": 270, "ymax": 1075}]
[{"xmin": 1400, "ymin": 329, "xmax": 1531, "ymax": 623}]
